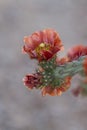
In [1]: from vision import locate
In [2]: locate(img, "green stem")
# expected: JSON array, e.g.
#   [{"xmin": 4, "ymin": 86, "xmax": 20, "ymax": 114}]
[{"xmin": 54, "ymin": 56, "xmax": 86, "ymax": 79}]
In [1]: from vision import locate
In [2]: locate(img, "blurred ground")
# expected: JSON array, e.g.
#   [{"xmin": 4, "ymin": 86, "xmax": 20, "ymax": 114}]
[{"xmin": 0, "ymin": 0, "xmax": 87, "ymax": 130}]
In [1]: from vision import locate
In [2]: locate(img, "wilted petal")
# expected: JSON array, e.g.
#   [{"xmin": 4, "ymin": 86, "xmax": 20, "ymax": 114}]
[{"xmin": 23, "ymin": 73, "xmax": 42, "ymax": 89}]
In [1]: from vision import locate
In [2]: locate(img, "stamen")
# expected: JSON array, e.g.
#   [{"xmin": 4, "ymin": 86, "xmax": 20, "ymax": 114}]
[{"xmin": 36, "ymin": 43, "xmax": 50, "ymax": 55}]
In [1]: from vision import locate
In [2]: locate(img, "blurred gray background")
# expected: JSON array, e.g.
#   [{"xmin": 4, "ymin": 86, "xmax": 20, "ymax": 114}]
[{"xmin": 0, "ymin": 0, "xmax": 87, "ymax": 130}]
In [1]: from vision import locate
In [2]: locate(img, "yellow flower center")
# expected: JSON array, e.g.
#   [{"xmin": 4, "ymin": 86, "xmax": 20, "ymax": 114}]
[{"xmin": 36, "ymin": 43, "xmax": 50, "ymax": 55}]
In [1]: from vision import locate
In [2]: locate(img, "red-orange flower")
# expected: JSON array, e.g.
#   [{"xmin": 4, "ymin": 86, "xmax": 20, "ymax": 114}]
[
  {"xmin": 67, "ymin": 45, "xmax": 87, "ymax": 61},
  {"xmin": 23, "ymin": 29, "xmax": 63, "ymax": 61},
  {"xmin": 41, "ymin": 76, "xmax": 71, "ymax": 96}
]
